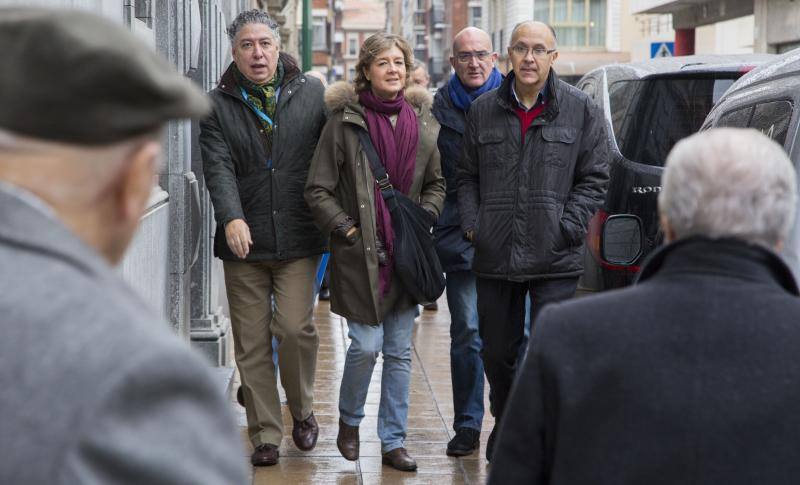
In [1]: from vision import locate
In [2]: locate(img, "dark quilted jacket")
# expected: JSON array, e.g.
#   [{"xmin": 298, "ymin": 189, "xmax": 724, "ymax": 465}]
[
  {"xmin": 199, "ymin": 54, "xmax": 327, "ymax": 261},
  {"xmin": 458, "ymin": 70, "xmax": 609, "ymax": 280},
  {"xmin": 431, "ymin": 83, "xmax": 473, "ymax": 273}
]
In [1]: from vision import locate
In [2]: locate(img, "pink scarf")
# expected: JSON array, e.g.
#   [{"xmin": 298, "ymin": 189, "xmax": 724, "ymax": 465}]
[{"xmin": 358, "ymin": 89, "xmax": 419, "ymax": 295}]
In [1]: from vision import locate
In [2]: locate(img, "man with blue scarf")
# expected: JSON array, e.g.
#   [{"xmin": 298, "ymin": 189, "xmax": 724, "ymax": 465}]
[{"xmin": 432, "ymin": 27, "xmax": 503, "ymax": 458}]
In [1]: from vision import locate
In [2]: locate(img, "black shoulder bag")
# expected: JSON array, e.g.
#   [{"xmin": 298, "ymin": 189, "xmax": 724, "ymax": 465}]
[{"xmin": 356, "ymin": 129, "xmax": 445, "ymax": 304}]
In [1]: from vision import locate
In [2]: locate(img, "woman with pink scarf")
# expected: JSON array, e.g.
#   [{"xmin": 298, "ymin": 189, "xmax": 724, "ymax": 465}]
[{"xmin": 305, "ymin": 32, "xmax": 445, "ymax": 472}]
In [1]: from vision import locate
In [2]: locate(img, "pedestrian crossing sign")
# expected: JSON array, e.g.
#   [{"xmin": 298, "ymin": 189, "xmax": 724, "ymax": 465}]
[{"xmin": 651, "ymin": 42, "xmax": 675, "ymax": 58}]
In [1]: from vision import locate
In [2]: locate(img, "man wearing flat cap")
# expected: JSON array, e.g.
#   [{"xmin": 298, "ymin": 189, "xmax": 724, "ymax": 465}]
[
  {"xmin": 0, "ymin": 8, "xmax": 247, "ymax": 484},
  {"xmin": 199, "ymin": 9, "xmax": 327, "ymax": 467}
]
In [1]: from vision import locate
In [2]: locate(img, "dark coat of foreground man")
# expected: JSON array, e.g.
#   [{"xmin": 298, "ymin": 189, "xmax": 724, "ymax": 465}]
[
  {"xmin": 489, "ymin": 127, "xmax": 800, "ymax": 485},
  {"xmin": 491, "ymin": 237, "xmax": 800, "ymax": 484}
]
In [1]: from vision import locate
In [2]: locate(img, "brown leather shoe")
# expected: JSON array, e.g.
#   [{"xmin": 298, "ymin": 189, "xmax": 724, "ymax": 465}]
[
  {"xmin": 251, "ymin": 443, "xmax": 279, "ymax": 467},
  {"xmin": 382, "ymin": 447, "xmax": 417, "ymax": 471},
  {"xmin": 292, "ymin": 412, "xmax": 319, "ymax": 451},
  {"xmin": 336, "ymin": 419, "xmax": 359, "ymax": 461}
]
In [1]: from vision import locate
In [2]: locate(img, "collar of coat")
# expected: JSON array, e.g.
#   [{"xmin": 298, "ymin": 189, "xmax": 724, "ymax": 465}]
[
  {"xmin": 495, "ymin": 69, "xmax": 560, "ymax": 122},
  {"xmin": 0, "ymin": 184, "xmax": 113, "ymax": 281},
  {"xmin": 324, "ymin": 81, "xmax": 433, "ymax": 129},
  {"xmin": 432, "ymin": 84, "xmax": 467, "ymax": 135},
  {"xmin": 635, "ymin": 235, "xmax": 800, "ymax": 295},
  {"xmin": 216, "ymin": 52, "xmax": 302, "ymax": 98}
]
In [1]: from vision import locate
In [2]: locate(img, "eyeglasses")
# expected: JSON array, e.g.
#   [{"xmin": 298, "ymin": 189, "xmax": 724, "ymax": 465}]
[
  {"xmin": 455, "ymin": 51, "xmax": 492, "ymax": 63},
  {"xmin": 510, "ymin": 44, "xmax": 557, "ymax": 58}
]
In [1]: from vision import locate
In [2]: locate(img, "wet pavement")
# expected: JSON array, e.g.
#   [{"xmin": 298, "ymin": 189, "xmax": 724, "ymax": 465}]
[{"xmin": 231, "ymin": 297, "xmax": 494, "ymax": 484}]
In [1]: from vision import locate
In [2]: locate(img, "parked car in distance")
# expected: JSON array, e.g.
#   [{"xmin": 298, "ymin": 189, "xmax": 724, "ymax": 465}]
[
  {"xmin": 575, "ymin": 54, "xmax": 775, "ymax": 292},
  {"xmin": 699, "ymin": 48, "xmax": 800, "ymax": 279}
]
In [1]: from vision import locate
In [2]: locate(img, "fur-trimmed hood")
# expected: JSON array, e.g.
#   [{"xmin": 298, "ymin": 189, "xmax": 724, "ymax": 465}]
[{"xmin": 324, "ymin": 81, "xmax": 433, "ymax": 113}]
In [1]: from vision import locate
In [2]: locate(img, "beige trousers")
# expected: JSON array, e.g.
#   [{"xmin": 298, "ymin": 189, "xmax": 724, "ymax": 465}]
[{"xmin": 224, "ymin": 256, "xmax": 320, "ymax": 447}]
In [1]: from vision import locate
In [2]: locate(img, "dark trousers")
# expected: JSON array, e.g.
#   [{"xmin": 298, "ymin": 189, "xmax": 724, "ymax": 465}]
[{"xmin": 476, "ymin": 276, "xmax": 578, "ymax": 422}]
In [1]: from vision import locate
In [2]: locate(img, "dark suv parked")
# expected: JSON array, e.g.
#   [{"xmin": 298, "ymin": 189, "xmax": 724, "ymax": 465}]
[
  {"xmin": 575, "ymin": 55, "xmax": 774, "ymax": 291},
  {"xmin": 701, "ymin": 48, "xmax": 800, "ymax": 279}
]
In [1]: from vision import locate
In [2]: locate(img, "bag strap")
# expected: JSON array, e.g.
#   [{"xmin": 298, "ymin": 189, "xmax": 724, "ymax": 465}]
[{"xmin": 356, "ymin": 129, "xmax": 395, "ymax": 198}]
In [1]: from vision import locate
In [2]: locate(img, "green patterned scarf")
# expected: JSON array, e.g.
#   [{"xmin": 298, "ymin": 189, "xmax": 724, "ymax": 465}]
[{"xmin": 234, "ymin": 61, "xmax": 285, "ymax": 137}]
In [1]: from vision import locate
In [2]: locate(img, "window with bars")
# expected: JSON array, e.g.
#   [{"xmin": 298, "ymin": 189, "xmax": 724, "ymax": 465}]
[{"xmin": 534, "ymin": 0, "xmax": 606, "ymax": 48}]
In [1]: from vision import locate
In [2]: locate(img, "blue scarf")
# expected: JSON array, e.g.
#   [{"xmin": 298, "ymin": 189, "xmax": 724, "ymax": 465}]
[{"xmin": 448, "ymin": 67, "xmax": 504, "ymax": 111}]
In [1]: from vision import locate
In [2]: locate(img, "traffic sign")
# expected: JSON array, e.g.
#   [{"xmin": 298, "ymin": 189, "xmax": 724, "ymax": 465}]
[{"xmin": 650, "ymin": 42, "xmax": 675, "ymax": 58}]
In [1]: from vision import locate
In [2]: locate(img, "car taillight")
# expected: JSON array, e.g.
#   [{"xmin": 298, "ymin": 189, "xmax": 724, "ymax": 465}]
[
  {"xmin": 586, "ymin": 209, "xmax": 641, "ymax": 273},
  {"xmin": 587, "ymin": 209, "xmax": 608, "ymax": 262},
  {"xmin": 739, "ymin": 65, "xmax": 756, "ymax": 74}
]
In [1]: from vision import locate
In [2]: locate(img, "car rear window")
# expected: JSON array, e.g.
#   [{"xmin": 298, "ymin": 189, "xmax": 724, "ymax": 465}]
[
  {"xmin": 716, "ymin": 100, "xmax": 795, "ymax": 146},
  {"xmin": 609, "ymin": 75, "xmax": 738, "ymax": 166}
]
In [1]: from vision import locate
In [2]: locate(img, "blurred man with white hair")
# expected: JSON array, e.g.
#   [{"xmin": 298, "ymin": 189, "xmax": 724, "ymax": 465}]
[
  {"xmin": 0, "ymin": 7, "xmax": 247, "ymax": 484},
  {"xmin": 490, "ymin": 128, "xmax": 800, "ymax": 485}
]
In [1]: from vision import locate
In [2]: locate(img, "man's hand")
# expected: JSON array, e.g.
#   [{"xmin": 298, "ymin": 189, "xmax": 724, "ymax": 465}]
[{"xmin": 225, "ymin": 219, "xmax": 253, "ymax": 259}]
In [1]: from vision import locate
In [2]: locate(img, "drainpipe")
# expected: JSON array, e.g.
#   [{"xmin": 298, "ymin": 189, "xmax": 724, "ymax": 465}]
[{"xmin": 302, "ymin": 0, "xmax": 312, "ymax": 71}]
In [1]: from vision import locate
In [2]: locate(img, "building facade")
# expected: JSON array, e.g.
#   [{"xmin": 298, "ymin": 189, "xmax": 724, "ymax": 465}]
[
  {"xmin": 334, "ymin": 0, "xmax": 385, "ymax": 82},
  {"xmin": 484, "ymin": 0, "xmax": 630, "ymax": 82},
  {"xmin": 632, "ymin": 0, "xmax": 800, "ymax": 55}
]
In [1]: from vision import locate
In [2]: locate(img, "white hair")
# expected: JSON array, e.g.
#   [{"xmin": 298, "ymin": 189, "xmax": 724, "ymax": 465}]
[
  {"xmin": 659, "ymin": 127, "xmax": 797, "ymax": 248},
  {"xmin": 0, "ymin": 127, "xmax": 156, "ymax": 205}
]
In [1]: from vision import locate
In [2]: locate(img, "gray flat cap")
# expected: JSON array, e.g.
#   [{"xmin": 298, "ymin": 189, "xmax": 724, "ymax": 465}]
[{"xmin": 0, "ymin": 8, "xmax": 210, "ymax": 145}]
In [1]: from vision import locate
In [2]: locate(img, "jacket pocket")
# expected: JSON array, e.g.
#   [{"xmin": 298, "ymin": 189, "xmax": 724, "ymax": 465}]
[
  {"xmin": 477, "ymin": 131, "xmax": 510, "ymax": 168},
  {"xmin": 541, "ymin": 126, "xmax": 577, "ymax": 168}
]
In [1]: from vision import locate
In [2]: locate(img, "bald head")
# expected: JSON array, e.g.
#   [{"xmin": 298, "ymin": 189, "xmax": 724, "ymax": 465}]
[
  {"xmin": 453, "ymin": 27, "xmax": 492, "ymax": 53},
  {"xmin": 509, "ymin": 21, "xmax": 557, "ymax": 49},
  {"xmin": 450, "ymin": 27, "xmax": 497, "ymax": 89}
]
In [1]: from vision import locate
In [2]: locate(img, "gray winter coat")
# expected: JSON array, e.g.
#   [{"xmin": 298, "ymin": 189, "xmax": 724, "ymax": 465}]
[{"xmin": 0, "ymin": 186, "xmax": 247, "ymax": 484}]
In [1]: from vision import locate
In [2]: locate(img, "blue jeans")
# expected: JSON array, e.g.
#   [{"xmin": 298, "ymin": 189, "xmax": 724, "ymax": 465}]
[
  {"xmin": 339, "ymin": 306, "xmax": 416, "ymax": 453},
  {"xmin": 446, "ymin": 271, "xmax": 484, "ymax": 432}
]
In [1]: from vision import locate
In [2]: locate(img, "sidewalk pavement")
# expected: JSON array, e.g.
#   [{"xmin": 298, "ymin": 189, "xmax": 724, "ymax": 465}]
[{"xmin": 229, "ymin": 297, "xmax": 494, "ymax": 484}]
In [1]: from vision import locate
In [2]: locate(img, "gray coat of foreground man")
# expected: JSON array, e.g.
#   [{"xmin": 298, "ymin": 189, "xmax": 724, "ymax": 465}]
[
  {"xmin": 0, "ymin": 8, "xmax": 247, "ymax": 484},
  {"xmin": 489, "ymin": 128, "xmax": 800, "ymax": 485}
]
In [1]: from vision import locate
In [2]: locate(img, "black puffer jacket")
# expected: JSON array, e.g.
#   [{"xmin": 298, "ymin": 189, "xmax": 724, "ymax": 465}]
[
  {"xmin": 458, "ymin": 70, "xmax": 609, "ymax": 281},
  {"xmin": 199, "ymin": 54, "xmax": 327, "ymax": 261},
  {"xmin": 431, "ymin": 83, "xmax": 473, "ymax": 273}
]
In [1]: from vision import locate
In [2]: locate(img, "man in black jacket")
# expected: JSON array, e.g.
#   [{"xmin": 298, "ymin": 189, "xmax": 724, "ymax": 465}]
[
  {"xmin": 490, "ymin": 128, "xmax": 800, "ymax": 484},
  {"xmin": 199, "ymin": 10, "xmax": 327, "ymax": 467},
  {"xmin": 432, "ymin": 26, "xmax": 503, "ymax": 457},
  {"xmin": 457, "ymin": 21, "xmax": 608, "ymax": 461}
]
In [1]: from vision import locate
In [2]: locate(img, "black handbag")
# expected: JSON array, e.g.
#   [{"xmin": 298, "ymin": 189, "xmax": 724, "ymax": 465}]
[{"xmin": 356, "ymin": 129, "xmax": 446, "ymax": 304}]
